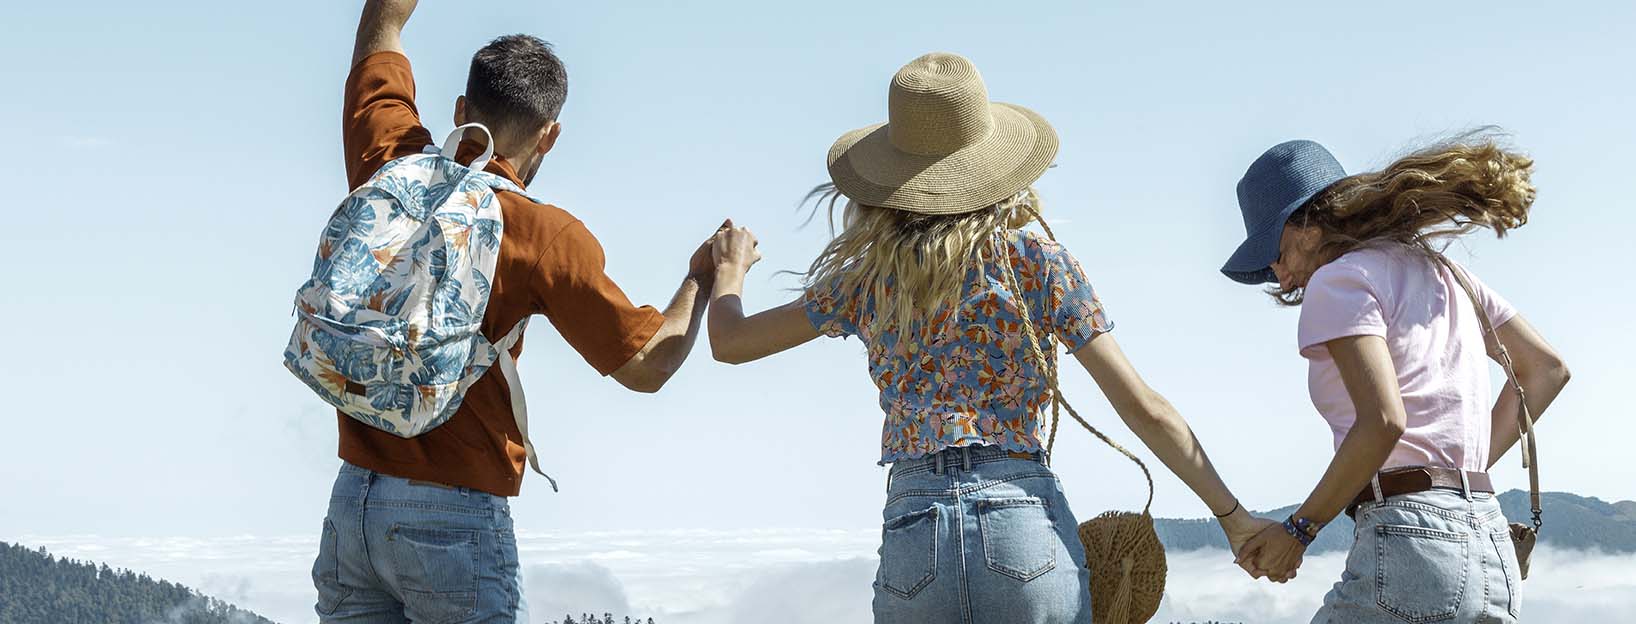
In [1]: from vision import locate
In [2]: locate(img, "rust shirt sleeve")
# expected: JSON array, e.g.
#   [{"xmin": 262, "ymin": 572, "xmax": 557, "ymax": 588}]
[
  {"xmin": 531, "ymin": 221, "xmax": 666, "ymax": 375},
  {"xmin": 343, "ymin": 51, "xmax": 435, "ymax": 189}
]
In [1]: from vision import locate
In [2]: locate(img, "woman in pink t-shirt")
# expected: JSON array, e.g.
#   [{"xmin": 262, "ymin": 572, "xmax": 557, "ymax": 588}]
[{"xmin": 1220, "ymin": 136, "xmax": 1571, "ymax": 623}]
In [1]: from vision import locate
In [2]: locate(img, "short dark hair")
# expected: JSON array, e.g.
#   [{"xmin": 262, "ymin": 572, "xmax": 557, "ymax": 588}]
[{"xmin": 465, "ymin": 34, "xmax": 568, "ymax": 136}]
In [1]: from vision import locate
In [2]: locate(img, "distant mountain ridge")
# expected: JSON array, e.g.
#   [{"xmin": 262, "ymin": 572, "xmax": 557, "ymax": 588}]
[
  {"xmin": 1155, "ymin": 490, "xmax": 1636, "ymax": 554},
  {"xmin": 0, "ymin": 541, "xmax": 277, "ymax": 624}
]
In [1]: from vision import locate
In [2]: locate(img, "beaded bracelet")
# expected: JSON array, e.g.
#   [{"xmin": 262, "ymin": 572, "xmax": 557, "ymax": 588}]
[{"xmin": 1283, "ymin": 515, "xmax": 1320, "ymax": 547}]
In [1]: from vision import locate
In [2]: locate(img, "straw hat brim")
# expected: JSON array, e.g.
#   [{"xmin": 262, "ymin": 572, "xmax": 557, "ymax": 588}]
[{"xmin": 827, "ymin": 102, "xmax": 1058, "ymax": 215}]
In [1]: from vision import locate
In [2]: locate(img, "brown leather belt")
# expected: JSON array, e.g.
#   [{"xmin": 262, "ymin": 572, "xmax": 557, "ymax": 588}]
[{"xmin": 1347, "ymin": 467, "xmax": 1493, "ymax": 518}]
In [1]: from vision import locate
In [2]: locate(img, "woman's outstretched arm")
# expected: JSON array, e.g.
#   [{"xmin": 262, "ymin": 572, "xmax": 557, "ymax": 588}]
[
  {"xmin": 1070, "ymin": 334, "xmax": 1276, "ymax": 558},
  {"xmin": 708, "ymin": 225, "xmax": 821, "ymax": 364}
]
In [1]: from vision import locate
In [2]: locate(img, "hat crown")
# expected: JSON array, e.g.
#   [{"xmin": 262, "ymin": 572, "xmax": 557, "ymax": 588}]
[
  {"xmin": 1235, "ymin": 140, "xmax": 1347, "ymax": 233},
  {"xmin": 887, "ymin": 53, "xmax": 994, "ymax": 156}
]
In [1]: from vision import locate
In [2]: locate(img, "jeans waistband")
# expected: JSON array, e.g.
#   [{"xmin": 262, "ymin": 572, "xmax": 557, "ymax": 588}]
[
  {"xmin": 890, "ymin": 445, "xmax": 1046, "ymax": 479},
  {"xmin": 338, "ymin": 461, "xmax": 500, "ymax": 505},
  {"xmin": 333, "ymin": 462, "xmax": 512, "ymax": 523}
]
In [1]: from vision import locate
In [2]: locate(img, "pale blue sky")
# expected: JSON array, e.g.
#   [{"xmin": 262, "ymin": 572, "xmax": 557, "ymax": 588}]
[{"xmin": 1, "ymin": 0, "xmax": 1631, "ymax": 540}]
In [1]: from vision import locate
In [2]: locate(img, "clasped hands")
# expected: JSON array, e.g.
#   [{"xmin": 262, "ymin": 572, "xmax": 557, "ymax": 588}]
[
  {"xmin": 687, "ymin": 220, "xmax": 762, "ymax": 283},
  {"xmin": 1220, "ymin": 505, "xmax": 1308, "ymax": 583}
]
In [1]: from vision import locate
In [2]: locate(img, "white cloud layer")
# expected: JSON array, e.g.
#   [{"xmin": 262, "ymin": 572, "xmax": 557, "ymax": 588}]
[{"xmin": 14, "ymin": 532, "xmax": 1635, "ymax": 624}]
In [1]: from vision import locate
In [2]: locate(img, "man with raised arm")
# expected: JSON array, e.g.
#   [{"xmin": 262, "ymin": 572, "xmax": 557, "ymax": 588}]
[{"xmin": 310, "ymin": 1, "xmax": 719, "ymax": 620}]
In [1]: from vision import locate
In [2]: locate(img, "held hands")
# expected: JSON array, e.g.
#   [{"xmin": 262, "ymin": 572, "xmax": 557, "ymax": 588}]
[
  {"xmin": 711, "ymin": 222, "xmax": 762, "ymax": 274},
  {"xmin": 689, "ymin": 219, "xmax": 736, "ymax": 282},
  {"xmin": 1236, "ymin": 520, "xmax": 1307, "ymax": 583},
  {"xmin": 1219, "ymin": 506, "xmax": 1278, "ymax": 559},
  {"xmin": 1217, "ymin": 505, "xmax": 1307, "ymax": 583}
]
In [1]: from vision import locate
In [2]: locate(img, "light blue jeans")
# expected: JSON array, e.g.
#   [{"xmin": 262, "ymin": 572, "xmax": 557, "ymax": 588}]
[
  {"xmin": 312, "ymin": 462, "xmax": 529, "ymax": 623},
  {"xmin": 1313, "ymin": 489, "xmax": 1521, "ymax": 623},
  {"xmin": 873, "ymin": 445, "xmax": 1092, "ymax": 623}
]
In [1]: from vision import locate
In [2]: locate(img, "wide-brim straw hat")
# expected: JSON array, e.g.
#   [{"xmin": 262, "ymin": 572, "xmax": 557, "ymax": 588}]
[{"xmin": 827, "ymin": 52, "xmax": 1059, "ymax": 215}]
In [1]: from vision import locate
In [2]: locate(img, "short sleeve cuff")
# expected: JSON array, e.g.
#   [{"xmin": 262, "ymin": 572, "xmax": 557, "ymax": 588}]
[
  {"xmin": 1297, "ymin": 325, "xmax": 1387, "ymax": 355},
  {"xmin": 1057, "ymin": 301, "xmax": 1113, "ymax": 354},
  {"xmin": 1485, "ymin": 308, "xmax": 1518, "ymax": 334},
  {"xmin": 589, "ymin": 306, "xmax": 665, "ymax": 376}
]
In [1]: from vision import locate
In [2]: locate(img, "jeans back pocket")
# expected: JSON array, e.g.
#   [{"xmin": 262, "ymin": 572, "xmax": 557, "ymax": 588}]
[
  {"xmin": 387, "ymin": 525, "xmax": 480, "ymax": 624},
  {"xmin": 877, "ymin": 506, "xmax": 939, "ymax": 599},
  {"xmin": 977, "ymin": 497, "xmax": 1058, "ymax": 582},
  {"xmin": 1374, "ymin": 524, "xmax": 1470, "ymax": 623}
]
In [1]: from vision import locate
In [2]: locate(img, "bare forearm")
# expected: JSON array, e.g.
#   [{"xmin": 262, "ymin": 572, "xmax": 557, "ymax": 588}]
[
  {"xmin": 1487, "ymin": 365, "xmax": 1569, "ymax": 468},
  {"xmin": 1120, "ymin": 395, "xmax": 1238, "ymax": 515},
  {"xmin": 353, "ymin": 0, "xmax": 419, "ymax": 64},
  {"xmin": 708, "ymin": 266, "xmax": 749, "ymax": 358},
  {"xmin": 1294, "ymin": 419, "xmax": 1401, "ymax": 524},
  {"xmin": 611, "ymin": 276, "xmax": 708, "ymax": 393},
  {"xmin": 648, "ymin": 276, "xmax": 710, "ymax": 374}
]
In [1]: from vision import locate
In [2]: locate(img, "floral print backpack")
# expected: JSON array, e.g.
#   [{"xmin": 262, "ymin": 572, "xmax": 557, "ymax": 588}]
[{"xmin": 283, "ymin": 124, "xmax": 554, "ymax": 490}]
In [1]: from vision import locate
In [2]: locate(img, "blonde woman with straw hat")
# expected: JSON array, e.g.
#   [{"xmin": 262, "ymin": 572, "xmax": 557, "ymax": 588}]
[{"xmin": 706, "ymin": 52, "xmax": 1275, "ymax": 622}]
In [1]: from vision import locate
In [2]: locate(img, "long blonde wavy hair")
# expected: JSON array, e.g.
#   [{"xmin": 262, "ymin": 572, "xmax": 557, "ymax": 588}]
[
  {"xmin": 801, "ymin": 184, "xmax": 1042, "ymax": 334},
  {"xmin": 1276, "ymin": 130, "xmax": 1537, "ymax": 305}
]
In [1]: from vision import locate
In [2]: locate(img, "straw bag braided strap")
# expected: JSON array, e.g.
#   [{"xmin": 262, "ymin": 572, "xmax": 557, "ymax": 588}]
[
  {"xmin": 995, "ymin": 216, "xmax": 1166, "ymax": 624},
  {"xmin": 1434, "ymin": 253, "xmax": 1543, "ymax": 579}
]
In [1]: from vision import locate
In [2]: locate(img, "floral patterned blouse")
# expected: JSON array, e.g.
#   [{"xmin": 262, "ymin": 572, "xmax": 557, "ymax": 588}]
[{"xmin": 805, "ymin": 229, "xmax": 1113, "ymax": 464}]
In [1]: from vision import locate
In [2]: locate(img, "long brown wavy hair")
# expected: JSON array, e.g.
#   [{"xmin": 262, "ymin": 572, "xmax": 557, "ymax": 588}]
[{"xmin": 1274, "ymin": 130, "xmax": 1536, "ymax": 305}]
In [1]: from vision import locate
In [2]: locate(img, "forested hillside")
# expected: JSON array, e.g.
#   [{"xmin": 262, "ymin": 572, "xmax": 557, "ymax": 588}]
[{"xmin": 0, "ymin": 541, "xmax": 275, "ymax": 624}]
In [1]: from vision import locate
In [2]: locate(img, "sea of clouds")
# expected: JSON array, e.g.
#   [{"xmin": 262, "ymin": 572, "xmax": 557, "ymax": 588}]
[{"xmin": 16, "ymin": 531, "xmax": 1636, "ymax": 624}]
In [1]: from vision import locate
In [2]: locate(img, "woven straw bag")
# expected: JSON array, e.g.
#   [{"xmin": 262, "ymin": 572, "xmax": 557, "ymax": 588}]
[
  {"xmin": 995, "ymin": 214, "xmax": 1167, "ymax": 623},
  {"xmin": 1067, "ymin": 424, "xmax": 1166, "ymax": 622}
]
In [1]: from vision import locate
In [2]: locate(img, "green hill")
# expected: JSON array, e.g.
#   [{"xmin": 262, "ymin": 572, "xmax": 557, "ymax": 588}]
[
  {"xmin": 1154, "ymin": 490, "xmax": 1636, "ymax": 554},
  {"xmin": 0, "ymin": 541, "xmax": 277, "ymax": 624}
]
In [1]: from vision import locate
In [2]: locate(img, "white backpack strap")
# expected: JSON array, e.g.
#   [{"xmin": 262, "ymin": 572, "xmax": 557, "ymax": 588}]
[
  {"xmin": 492, "ymin": 318, "xmax": 557, "ymax": 492},
  {"xmin": 439, "ymin": 123, "xmax": 497, "ymax": 173}
]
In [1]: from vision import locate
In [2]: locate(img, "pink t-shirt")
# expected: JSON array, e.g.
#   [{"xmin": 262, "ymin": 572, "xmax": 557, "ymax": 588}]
[{"xmin": 1298, "ymin": 243, "xmax": 1517, "ymax": 472}]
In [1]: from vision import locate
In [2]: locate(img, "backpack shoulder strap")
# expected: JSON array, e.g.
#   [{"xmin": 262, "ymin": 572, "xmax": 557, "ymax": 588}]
[
  {"xmin": 1433, "ymin": 253, "xmax": 1541, "ymax": 529},
  {"xmin": 431, "ymin": 123, "xmax": 497, "ymax": 171},
  {"xmin": 491, "ymin": 318, "xmax": 557, "ymax": 492}
]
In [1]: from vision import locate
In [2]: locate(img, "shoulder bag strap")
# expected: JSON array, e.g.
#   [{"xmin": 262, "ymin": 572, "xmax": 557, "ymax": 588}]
[{"xmin": 1433, "ymin": 253, "xmax": 1540, "ymax": 529}]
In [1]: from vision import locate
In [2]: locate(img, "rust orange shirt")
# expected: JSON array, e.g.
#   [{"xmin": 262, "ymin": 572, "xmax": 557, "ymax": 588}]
[{"xmin": 334, "ymin": 51, "xmax": 664, "ymax": 496}]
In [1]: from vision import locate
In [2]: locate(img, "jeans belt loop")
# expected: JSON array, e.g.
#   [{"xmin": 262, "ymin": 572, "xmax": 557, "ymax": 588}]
[
  {"xmin": 1459, "ymin": 469, "xmax": 1472, "ymax": 501},
  {"xmin": 961, "ymin": 447, "xmax": 972, "ymax": 472},
  {"xmin": 1371, "ymin": 473, "xmax": 1385, "ymax": 503},
  {"xmin": 934, "ymin": 451, "xmax": 945, "ymax": 475}
]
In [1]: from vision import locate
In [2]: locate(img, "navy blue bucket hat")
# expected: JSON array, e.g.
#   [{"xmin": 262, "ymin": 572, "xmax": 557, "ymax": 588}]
[{"xmin": 1221, "ymin": 140, "xmax": 1349, "ymax": 284}]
